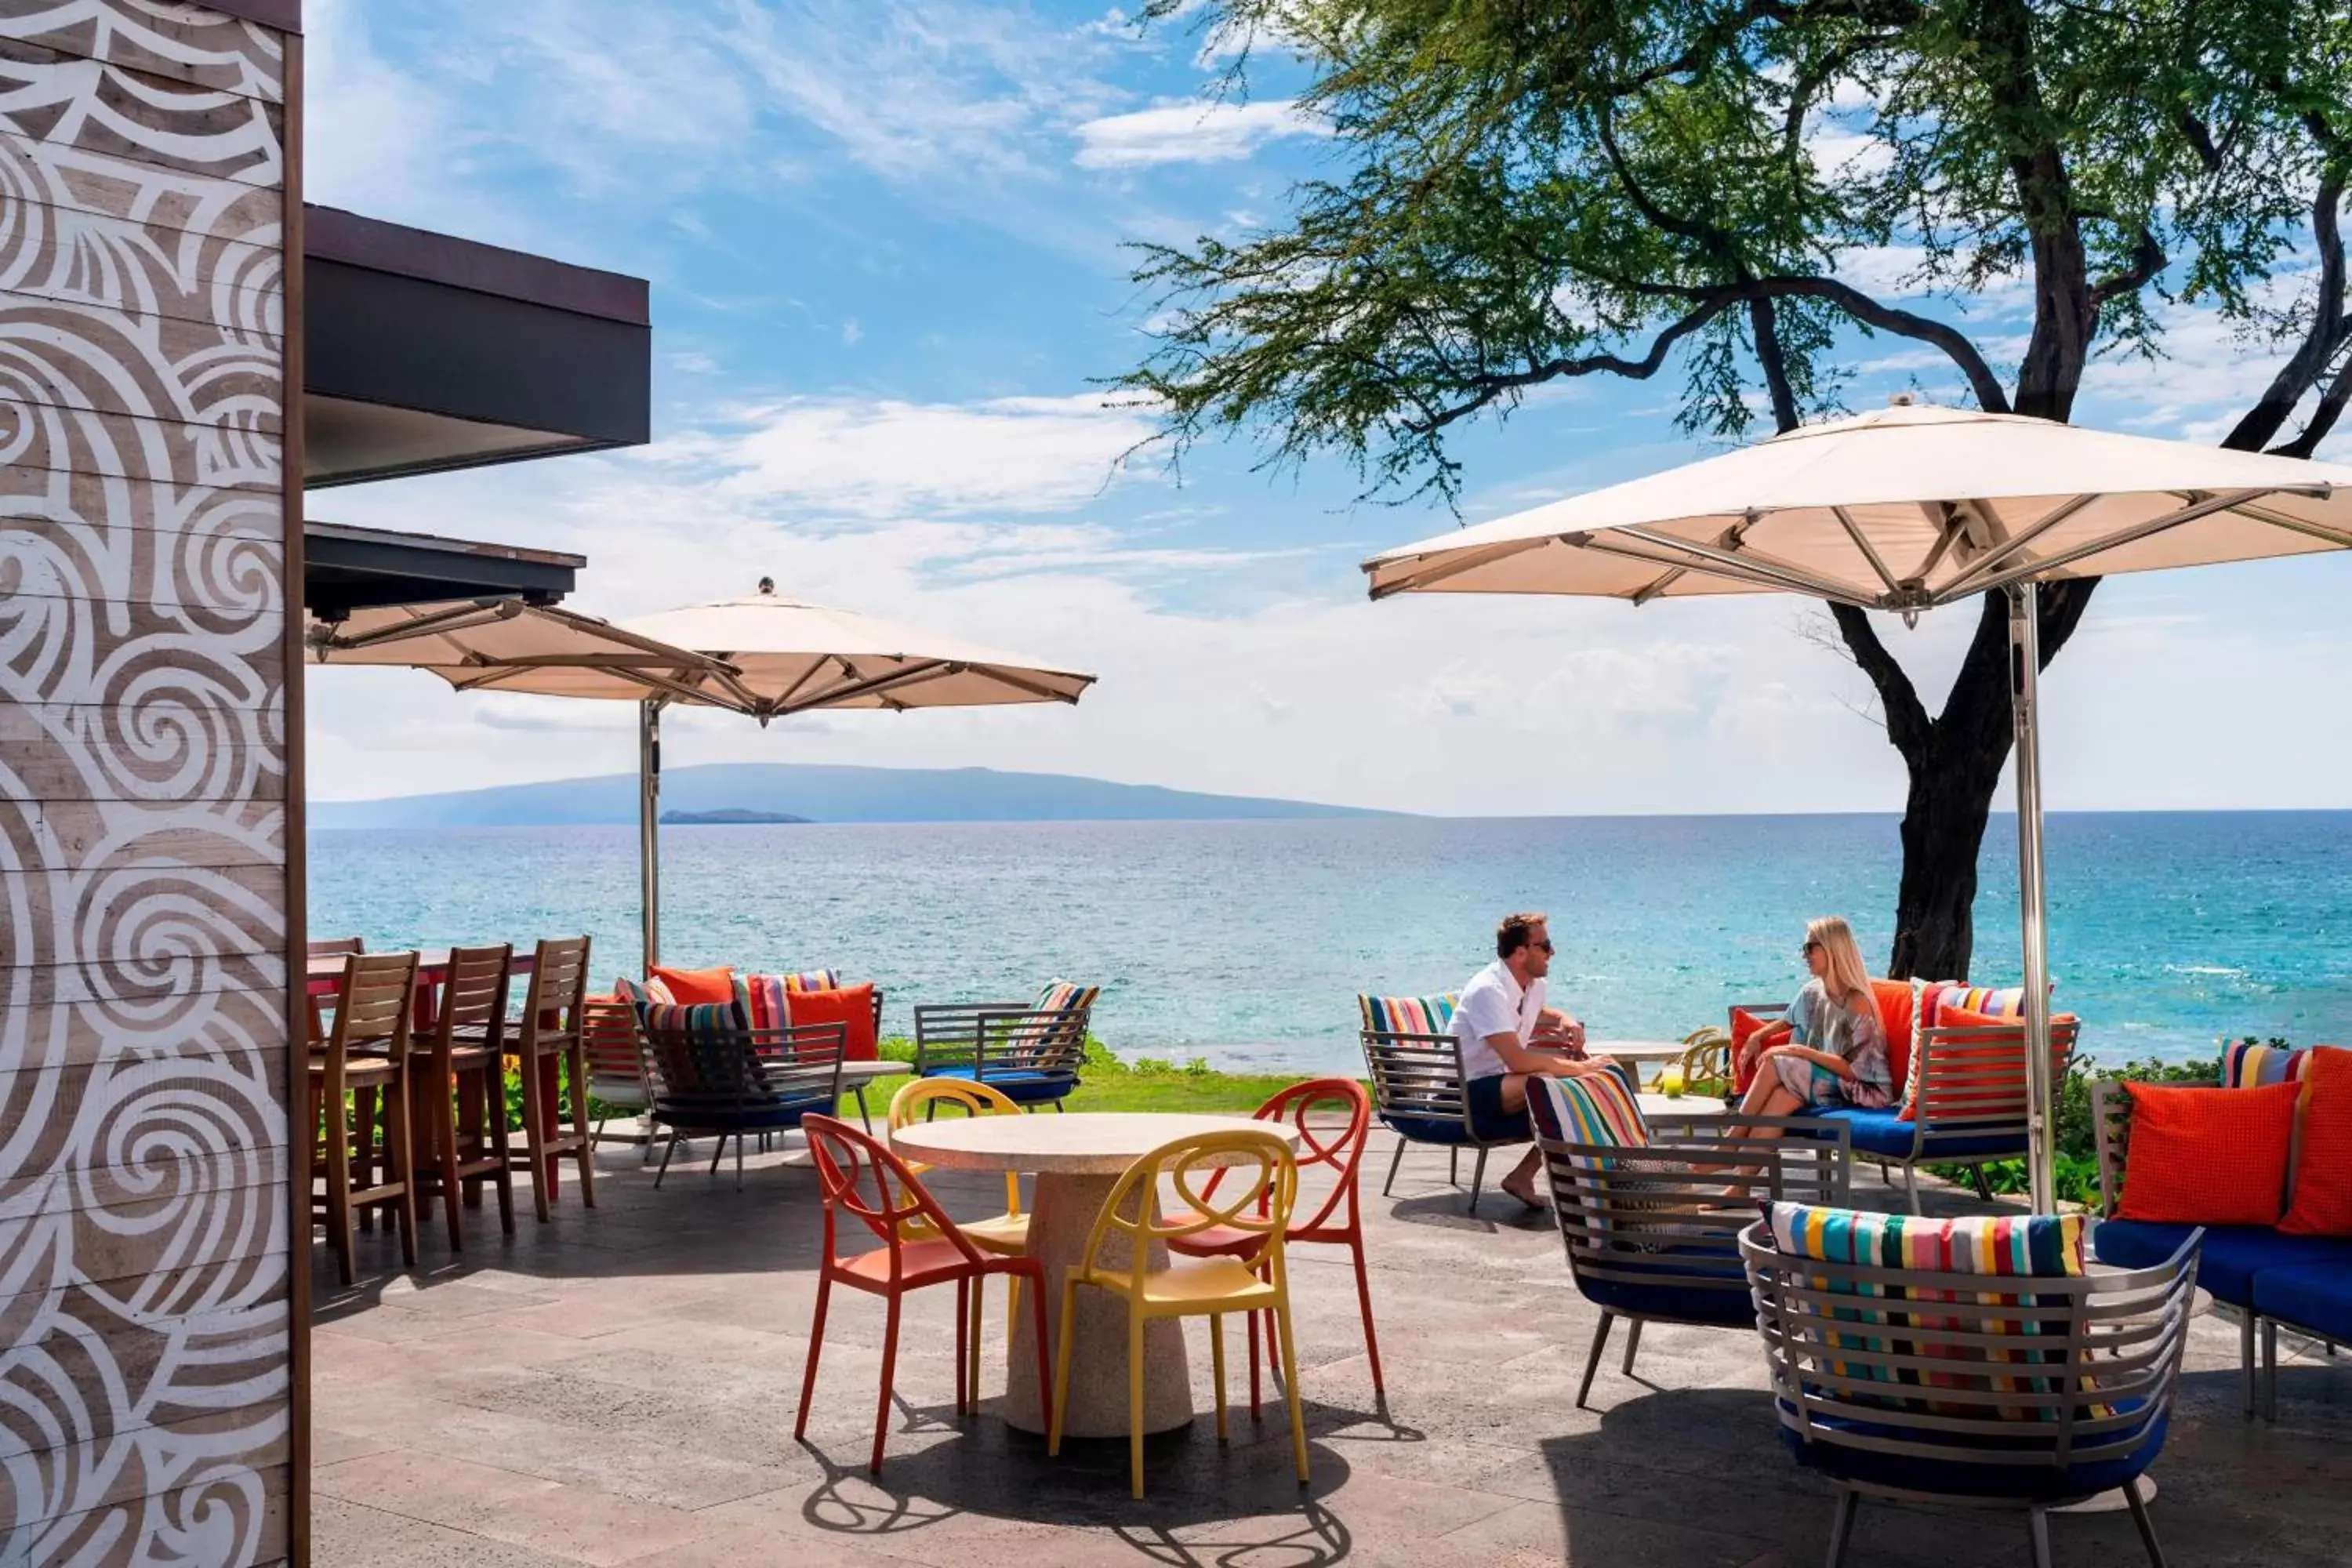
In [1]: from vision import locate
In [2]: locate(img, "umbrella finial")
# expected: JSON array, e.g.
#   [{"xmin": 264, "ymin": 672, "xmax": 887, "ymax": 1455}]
[
  {"xmin": 1888, "ymin": 391, "xmax": 1917, "ymax": 407},
  {"xmin": 757, "ymin": 576, "xmax": 775, "ymax": 595}
]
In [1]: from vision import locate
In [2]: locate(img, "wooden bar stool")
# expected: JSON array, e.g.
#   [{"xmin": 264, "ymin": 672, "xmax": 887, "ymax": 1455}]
[
  {"xmin": 506, "ymin": 936, "xmax": 594, "ymax": 1221},
  {"xmin": 310, "ymin": 951, "xmax": 420, "ymax": 1284},
  {"xmin": 305, "ymin": 935, "xmax": 364, "ymax": 1046},
  {"xmin": 412, "ymin": 943, "xmax": 517, "ymax": 1247}
]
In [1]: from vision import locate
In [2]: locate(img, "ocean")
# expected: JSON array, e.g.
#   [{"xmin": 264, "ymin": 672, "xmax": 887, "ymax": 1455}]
[{"xmin": 307, "ymin": 811, "xmax": 2352, "ymax": 1073}]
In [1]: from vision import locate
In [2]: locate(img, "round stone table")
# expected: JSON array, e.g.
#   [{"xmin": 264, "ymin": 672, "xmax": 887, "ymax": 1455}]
[{"xmin": 890, "ymin": 1111, "xmax": 1296, "ymax": 1439}]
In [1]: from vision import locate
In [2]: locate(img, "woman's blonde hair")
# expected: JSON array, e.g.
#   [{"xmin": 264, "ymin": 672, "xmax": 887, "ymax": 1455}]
[{"xmin": 1806, "ymin": 916, "xmax": 1874, "ymax": 1014}]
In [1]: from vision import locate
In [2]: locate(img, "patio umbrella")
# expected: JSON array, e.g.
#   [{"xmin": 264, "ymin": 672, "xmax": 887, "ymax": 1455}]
[
  {"xmin": 451, "ymin": 579, "xmax": 1099, "ymax": 971},
  {"xmin": 1365, "ymin": 398, "xmax": 2352, "ymax": 1210},
  {"xmin": 307, "ymin": 598, "xmax": 743, "ymax": 706}
]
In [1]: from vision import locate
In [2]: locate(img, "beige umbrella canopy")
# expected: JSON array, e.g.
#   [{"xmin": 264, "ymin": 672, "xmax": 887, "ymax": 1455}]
[
  {"xmin": 306, "ymin": 597, "xmax": 742, "ymax": 704},
  {"xmin": 1367, "ymin": 401, "xmax": 2352, "ymax": 610},
  {"xmin": 622, "ymin": 579, "xmax": 1098, "ymax": 720},
  {"xmin": 1366, "ymin": 399, "xmax": 2352, "ymax": 1212}
]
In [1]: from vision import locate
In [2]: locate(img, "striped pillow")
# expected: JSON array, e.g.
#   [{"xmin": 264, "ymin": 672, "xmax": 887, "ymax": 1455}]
[
  {"xmin": 616, "ymin": 974, "xmax": 676, "ymax": 1007},
  {"xmin": 784, "ymin": 970, "xmax": 843, "ymax": 993},
  {"xmin": 1766, "ymin": 1203, "xmax": 2092, "ymax": 1416},
  {"xmin": 1000, "ymin": 978, "xmax": 1097, "ymax": 1065},
  {"xmin": 1900, "ymin": 979, "xmax": 2042, "ymax": 1120},
  {"xmin": 2223, "ymin": 1040, "xmax": 2313, "ymax": 1095},
  {"xmin": 1528, "ymin": 1070, "xmax": 1650, "ymax": 1166},
  {"xmin": 733, "ymin": 973, "xmax": 791, "ymax": 1032},
  {"xmin": 1358, "ymin": 993, "xmax": 1459, "ymax": 1035}
]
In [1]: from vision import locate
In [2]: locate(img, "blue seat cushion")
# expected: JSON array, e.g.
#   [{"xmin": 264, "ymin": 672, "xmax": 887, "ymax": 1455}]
[
  {"xmin": 1781, "ymin": 1405, "xmax": 2166, "ymax": 1501},
  {"xmin": 1379, "ymin": 1112, "xmax": 1529, "ymax": 1148},
  {"xmin": 655, "ymin": 1100, "xmax": 829, "ymax": 1133},
  {"xmin": 1578, "ymin": 1271, "xmax": 1754, "ymax": 1327},
  {"xmin": 2252, "ymin": 1261, "xmax": 2352, "ymax": 1342},
  {"xmin": 2092, "ymin": 1221, "xmax": 2352, "ymax": 1306},
  {"xmin": 920, "ymin": 1065, "xmax": 1075, "ymax": 1104},
  {"xmin": 1807, "ymin": 1107, "xmax": 2024, "ymax": 1160}
]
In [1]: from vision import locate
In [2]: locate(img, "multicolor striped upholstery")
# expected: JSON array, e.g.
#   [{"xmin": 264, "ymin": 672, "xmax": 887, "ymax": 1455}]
[
  {"xmin": 1766, "ymin": 1203, "xmax": 2093, "ymax": 1414},
  {"xmin": 735, "ymin": 973, "xmax": 790, "ymax": 1032},
  {"xmin": 785, "ymin": 970, "xmax": 843, "ymax": 993},
  {"xmin": 618, "ymin": 974, "xmax": 676, "ymax": 1007},
  {"xmin": 2223, "ymin": 1040, "xmax": 2314, "ymax": 1095},
  {"xmin": 1899, "ymin": 978, "xmax": 2048, "ymax": 1121},
  {"xmin": 1358, "ymin": 993, "xmax": 1459, "ymax": 1035},
  {"xmin": 1528, "ymin": 1070, "xmax": 1650, "ymax": 1168}
]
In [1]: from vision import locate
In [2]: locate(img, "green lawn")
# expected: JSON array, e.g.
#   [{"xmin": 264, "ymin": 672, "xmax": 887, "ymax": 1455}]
[{"xmin": 852, "ymin": 1038, "xmax": 1314, "ymax": 1116}]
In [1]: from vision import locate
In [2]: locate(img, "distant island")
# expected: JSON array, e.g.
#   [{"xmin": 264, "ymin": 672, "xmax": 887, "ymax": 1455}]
[{"xmin": 311, "ymin": 762, "xmax": 1401, "ymax": 829}]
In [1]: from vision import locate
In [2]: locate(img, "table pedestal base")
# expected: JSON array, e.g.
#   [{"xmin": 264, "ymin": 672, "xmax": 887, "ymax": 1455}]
[{"xmin": 1003, "ymin": 1170, "xmax": 1190, "ymax": 1437}]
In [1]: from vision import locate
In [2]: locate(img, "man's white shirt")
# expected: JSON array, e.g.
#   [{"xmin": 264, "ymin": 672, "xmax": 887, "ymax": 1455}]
[{"xmin": 1452, "ymin": 959, "xmax": 1544, "ymax": 1081}]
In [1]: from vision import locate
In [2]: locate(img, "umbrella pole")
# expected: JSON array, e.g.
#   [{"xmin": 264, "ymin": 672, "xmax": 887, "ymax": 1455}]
[
  {"xmin": 2006, "ymin": 583, "xmax": 2057, "ymax": 1214},
  {"xmin": 639, "ymin": 698, "xmax": 662, "ymax": 974}
]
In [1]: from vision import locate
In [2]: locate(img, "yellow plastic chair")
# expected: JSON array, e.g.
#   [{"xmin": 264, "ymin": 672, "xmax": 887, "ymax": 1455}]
[
  {"xmin": 1047, "ymin": 1128, "xmax": 1308, "ymax": 1499},
  {"xmin": 887, "ymin": 1077, "xmax": 1031, "ymax": 1398}
]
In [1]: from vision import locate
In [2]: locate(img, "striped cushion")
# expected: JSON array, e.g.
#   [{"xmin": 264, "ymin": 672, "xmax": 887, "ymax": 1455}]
[
  {"xmin": 1034, "ymin": 978, "xmax": 1098, "ymax": 1018},
  {"xmin": 1528, "ymin": 1071, "xmax": 1650, "ymax": 1167},
  {"xmin": 1901, "ymin": 978, "xmax": 2039, "ymax": 1120},
  {"xmin": 1000, "ymin": 978, "xmax": 1097, "ymax": 1065},
  {"xmin": 734, "ymin": 973, "xmax": 791, "ymax": 1032},
  {"xmin": 784, "ymin": 970, "xmax": 843, "ymax": 993},
  {"xmin": 1358, "ymin": 993, "xmax": 1459, "ymax": 1035},
  {"xmin": 2223, "ymin": 1040, "xmax": 2314, "ymax": 1094},
  {"xmin": 1767, "ymin": 1203, "xmax": 2092, "ymax": 1416},
  {"xmin": 636, "ymin": 997, "xmax": 747, "ymax": 1039}
]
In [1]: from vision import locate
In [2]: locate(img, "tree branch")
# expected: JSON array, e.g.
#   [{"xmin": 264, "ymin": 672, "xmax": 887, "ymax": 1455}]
[
  {"xmin": 2222, "ymin": 176, "xmax": 2346, "ymax": 452},
  {"xmin": 1400, "ymin": 294, "xmax": 1740, "ymax": 435},
  {"xmin": 1829, "ymin": 603, "xmax": 1933, "ymax": 762},
  {"xmin": 2089, "ymin": 228, "xmax": 2166, "ymax": 310},
  {"xmin": 2270, "ymin": 347, "xmax": 2352, "ymax": 459},
  {"xmin": 1749, "ymin": 295, "xmax": 1802, "ymax": 433}
]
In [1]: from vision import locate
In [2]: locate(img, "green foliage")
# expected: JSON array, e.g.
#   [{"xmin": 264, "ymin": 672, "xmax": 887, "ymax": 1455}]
[{"xmin": 1121, "ymin": 1, "xmax": 2352, "ymax": 494}]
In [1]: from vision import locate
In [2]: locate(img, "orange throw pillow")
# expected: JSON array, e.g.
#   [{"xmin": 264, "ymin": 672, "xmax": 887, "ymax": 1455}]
[
  {"xmin": 2280, "ymin": 1046, "xmax": 2352, "ymax": 1236},
  {"xmin": 2116, "ymin": 1080, "xmax": 2299, "ymax": 1226},
  {"xmin": 786, "ymin": 982, "xmax": 878, "ymax": 1062},
  {"xmin": 648, "ymin": 964, "xmax": 736, "ymax": 1005},
  {"xmin": 1870, "ymin": 978, "xmax": 1915, "ymax": 1093},
  {"xmin": 1730, "ymin": 1007, "xmax": 1785, "ymax": 1093}
]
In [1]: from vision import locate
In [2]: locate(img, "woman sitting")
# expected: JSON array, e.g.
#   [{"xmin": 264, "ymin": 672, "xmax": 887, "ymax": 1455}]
[{"xmin": 1733, "ymin": 915, "xmax": 1895, "ymax": 1134}]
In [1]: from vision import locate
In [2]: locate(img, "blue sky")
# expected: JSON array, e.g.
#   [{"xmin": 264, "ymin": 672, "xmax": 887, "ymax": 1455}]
[{"xmin": 301, "ymin": 0, "xmax": 2352, "ymax": 815}]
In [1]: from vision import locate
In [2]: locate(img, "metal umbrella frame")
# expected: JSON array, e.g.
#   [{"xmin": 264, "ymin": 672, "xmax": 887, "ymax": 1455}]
[{"xmin": 1364, "ymin": 400, "xmax": 2352, "ymax": 1211}]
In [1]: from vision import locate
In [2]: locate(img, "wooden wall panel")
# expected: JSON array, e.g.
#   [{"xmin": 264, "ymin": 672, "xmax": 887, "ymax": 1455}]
[{"xmin": 0, "ymin": 3, "xmax": 292, "ymax": 1563}]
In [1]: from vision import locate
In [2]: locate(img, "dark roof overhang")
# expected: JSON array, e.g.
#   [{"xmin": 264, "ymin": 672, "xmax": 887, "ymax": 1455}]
[
  {"xmin": 303, "ymin": 205, "xmax": 652, "ymax": 488},
  {"xmin": 302, "ymin": 521, "xmax": 584, "ymax": 621}
]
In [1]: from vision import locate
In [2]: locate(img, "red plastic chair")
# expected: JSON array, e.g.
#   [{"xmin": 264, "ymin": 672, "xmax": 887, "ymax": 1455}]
[
  {"xmin": 1166, "ymin": 1077, "xmax": 1383, "ymax": 1408},
  {"xmin": 795, "ymin": 1113, "xmax": 1053, "ymax": 1473}
]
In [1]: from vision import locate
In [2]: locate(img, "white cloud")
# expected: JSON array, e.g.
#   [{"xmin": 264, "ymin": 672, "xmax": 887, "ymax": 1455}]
[
  {"xmin": 653, "ymin": 394, "xmax": 1160, "ymax": 517},
  {"xmin": 1073, "ymin": 100, "xmax": 1327, "ymax": 169}
]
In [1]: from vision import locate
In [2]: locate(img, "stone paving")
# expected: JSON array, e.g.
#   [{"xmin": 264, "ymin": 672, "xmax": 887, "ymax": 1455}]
[{"xmin": 311, "ymin": 1133, "xmax": 2352, "ymax": 1567}]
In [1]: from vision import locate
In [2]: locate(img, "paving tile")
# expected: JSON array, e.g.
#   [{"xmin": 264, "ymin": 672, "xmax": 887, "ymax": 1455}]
[{"xmin": 436, "ymin": 1480, "xmax": 731, "ymax": 1566}]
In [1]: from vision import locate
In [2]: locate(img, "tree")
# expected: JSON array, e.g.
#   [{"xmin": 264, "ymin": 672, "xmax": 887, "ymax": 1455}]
[{"xmin": 1117, "ymin": 0, "xmax": 2352, "ymax": 978}]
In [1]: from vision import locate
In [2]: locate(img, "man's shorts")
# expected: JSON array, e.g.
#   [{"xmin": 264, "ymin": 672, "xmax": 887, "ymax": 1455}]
[{"xmin": 1465, "ymin": 1073, "xmax": 1532, "ymax": 1142}]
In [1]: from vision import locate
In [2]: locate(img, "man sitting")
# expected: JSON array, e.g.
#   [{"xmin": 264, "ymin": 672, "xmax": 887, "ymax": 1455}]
[{"xmin": 1454, "ymin": 910, "xmax": 1624, "ymax": 1210}]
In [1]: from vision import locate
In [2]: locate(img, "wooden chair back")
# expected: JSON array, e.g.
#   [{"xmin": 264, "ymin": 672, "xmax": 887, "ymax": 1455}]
[
  {"xmin": 428, "ymin": 944, "xmax": 511, "ymax": 1051},
  {"xmin": 327, "ymin": 951, "xmax": 418, "ymax": 1062},
  {"xmin": 1082, "ymin": 1129, "xmax": 1298, "ymax": 1290},
  {"xmin": 308, "ymin": 937, "xmax": 365, "ymax": 958},
  {"xmin": 514, "ymin": 936, "xmax": 591, "ymax": 1053},
  {"xmin": 1742, "ymin": 1219, "xmax": 2198, "ymax": 1478}
]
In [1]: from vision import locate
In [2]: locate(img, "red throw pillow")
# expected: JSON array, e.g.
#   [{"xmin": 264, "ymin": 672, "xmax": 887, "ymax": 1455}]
[
  {"xmin": 2116, "ymin": 1080, "xmax": 2299, "ymax": 1226},
  {"xmin": 2280, "ymin": 1046, "xmax": 2352, "ymax": 1236},
  {"xmin": 1869, "ymin": 978, "xmax": 1915, "ymax": 1093},
  {"xmin": 786, "ymin": 982, "xmax": 877, "ymax": 1062},
  {"xmin": 1730, "ymin": 1007, "xmax": 1785, "ymax": 1092},
  {"xmin": 648, "ymin": 964, "xmax": 735, "ymax": 1005}
]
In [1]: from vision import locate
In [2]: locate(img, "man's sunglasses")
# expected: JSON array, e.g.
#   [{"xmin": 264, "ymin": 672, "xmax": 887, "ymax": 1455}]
[{"xmin": 1532, "ymin": 939, "xmax": 1556, "ymax": 954}]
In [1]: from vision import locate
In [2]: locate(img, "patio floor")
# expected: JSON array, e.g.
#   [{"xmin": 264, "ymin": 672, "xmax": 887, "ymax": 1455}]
[{"xmin": 311, "ymin": 1132, "xmax": 2352, "ymax": 1567}]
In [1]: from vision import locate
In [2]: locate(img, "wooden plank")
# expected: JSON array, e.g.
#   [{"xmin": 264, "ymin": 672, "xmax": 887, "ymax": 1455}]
[
  {"xmin": 0, "ymin": 80, "xmax": 284, "ymax": 194},
  {"xmin": 0, "ymin": 193, "xmax": 283, "ymax": 339},
  {"xmin": 0, "ymin": 803, "xmax": 284, "ymax": 868},
  {"xmin": 0, "ymin": 1138, "xmax": 289, "ymax": 1218},
  {"xmin": 5, "ymin": 1456, "xmax": 289, "ymax": 1562},
  {"xmin": 0, "ymin": 988, "xmax": 285, "ymax": 1077},
  {"xmin": 0, "ymin": 1301, "xmax": 290, "ymax": 1450},
  {"xmin": 0, "ymin": 129, "xmax": 281, "ymax": 246},
  {"xmin": 0, "ymin": 860, "xmax": 287, "ymax": 963},
  {"xmin": 0, "ymin": 722, "xmax": 286, "ymax": 801},
  {"xmin": 0, "ymin": 314, "xmax": 285, "ymax": 429},
  {"xmin": 2, "ymin": 514, "xmax": 285, "ymax": 615},
  {"xmin": 0, "ymin": 397, "xmax": 281, "ymax": 488},
  {"xmin": 0, "ymin": 946, "xmax": 285, "ymax": 1003},
  {"xmin": 0, "ymin": 1165, "xmax": 290, "ymax": 1305},
  {"xmin": 0, "ymin": 616, "xmax": 283, "ymax": 708},
  {"xmin": 0, "ymin": 15, "xmax": 286, "ymax": 104}
]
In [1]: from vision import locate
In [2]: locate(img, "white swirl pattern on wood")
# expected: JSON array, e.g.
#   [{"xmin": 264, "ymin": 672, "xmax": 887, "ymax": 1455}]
[{"xmin": 0, "ymin": 3, "xmax": 288, "ymax": 1563}]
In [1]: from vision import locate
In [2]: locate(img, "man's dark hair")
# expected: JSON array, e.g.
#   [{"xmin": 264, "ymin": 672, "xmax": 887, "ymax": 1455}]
[{"xmin": 1497, "ymin": 911, "xmax": 1548, "ymax": 960}]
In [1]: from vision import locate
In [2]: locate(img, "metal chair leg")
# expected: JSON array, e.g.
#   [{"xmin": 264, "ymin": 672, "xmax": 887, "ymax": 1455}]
[
  {"xmin": 2241, "ymin": 1310, "xmax": 2257, "ymax": 1417},
  {"xmin": 1576, "ymin": 1311, "xmax": 1614, "ymax": 1410},
  {"xmin": 1969, "ymin": 1163, "xmax": 1994, "ymax": 1201},
  {"xmin": 2264, "ymin": 1316, "xmax": 2279, "ymax": 1421},
  {"xmin": 654, "ymin": 1132, "xmax": 681, "ymax": 1189},
  {"xmin": 1382, "ymin": 1138, "xmax": 1406, "ymax": 1198},
  {"xmin": 1824, "ymin": 1486, "xmax": 1860, "ymax": 1568},
  {"xmin": 2123, "ymin": 1474, "xmax": 2168, "ymax": 1568},
  {"xmin": 1467, "ymin": 1148, "xmax": 1489, "ymax": 1212},
  {"xmin": 1449, "ymin": 1146, "xmax": 1460, "ymax": 1186},
  {"xmin": 735, "ymin": 1133, "xmax": 746, "ymax": 1191},
  {"xmin": 2026, "ymin": 1505, "xmax": 2053, "ymax": 1568},
  {"xmin": 854, "ymin": 1086, "xmax": 873, "ymax": 1134},
  {"xmin": 1621, "ymin": 1317, "xmax": 1643, "ymax": 1377},
  {"xmin": 1903, "ymin": 1162, "xmax": 1920, "ymax": 1214}
]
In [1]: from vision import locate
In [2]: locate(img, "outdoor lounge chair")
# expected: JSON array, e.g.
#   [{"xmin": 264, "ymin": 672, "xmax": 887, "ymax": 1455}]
[
  {"xmin": 2088, "ymin": 1076, "xmax": 2352, "ymax": 1420},
  {"xmin": 1742, "ymin": 1208, "xmax": 2197, "ymax": 1568},
  {"xmin": 1531, "ymin": 1074, "xmax": 1851, "ymax": 1406},
  {"xmin": 640, "ymin": 1016, "xmax": 847, "ymax": 1188},
  {"xmin": 911, "ymin": 982, "xmax": 1094, "ymax": 1109},
  {"xmin": 581, "ymin": 996, "xmax": 656, "ymax": 1160},
  {"xmin": 1360, "ymin": 1024, "xmax": 1526, "ymax": 1212}
]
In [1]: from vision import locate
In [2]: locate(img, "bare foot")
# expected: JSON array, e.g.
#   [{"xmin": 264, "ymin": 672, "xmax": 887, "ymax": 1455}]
[{"xmin": 1501, "ymin": 1175, "xmax": 1546, "ymax": 1212}]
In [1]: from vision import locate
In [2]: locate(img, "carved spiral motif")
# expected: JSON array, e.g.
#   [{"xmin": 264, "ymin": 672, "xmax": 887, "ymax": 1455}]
[{"xmin": 0, "ymin": 5, "xmax": 289, "ymax": 1563}]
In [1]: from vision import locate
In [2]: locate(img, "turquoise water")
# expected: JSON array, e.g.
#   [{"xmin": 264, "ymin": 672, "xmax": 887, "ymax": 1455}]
[{"xmin": 307, "ymin": 812, "xmax": 2352, "ymax": 1073}]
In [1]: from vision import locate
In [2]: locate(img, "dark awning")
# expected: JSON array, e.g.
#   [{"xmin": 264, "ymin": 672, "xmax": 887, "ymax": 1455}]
[
  {"xmin": 302, "ymin": 521, "xmax": 583, "ymax": 619},
  {"xmin": 303, "ymin": 205, "xmax": 652, "ymax": 488}
]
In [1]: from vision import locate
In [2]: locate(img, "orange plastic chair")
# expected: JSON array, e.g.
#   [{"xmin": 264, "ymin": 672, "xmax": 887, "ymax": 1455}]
[
  {"xmin": 795, "ymin": 1113, "xmax": 1052, "ymax": 1474},
  {"xmin": 1048, "ymin": 1128, "xmax": 1308, "ymax": 1498},
  {"xmin": 887, "ymin": 1079, "xmax": 1030, "ymax": 1399},
  {"xmin": 1166, "ymin": 1076, "xmax": 1383, "ymax": 1408}
]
